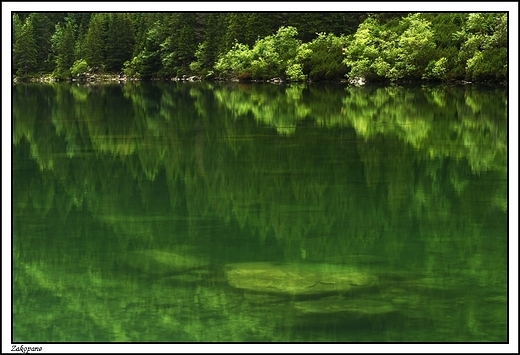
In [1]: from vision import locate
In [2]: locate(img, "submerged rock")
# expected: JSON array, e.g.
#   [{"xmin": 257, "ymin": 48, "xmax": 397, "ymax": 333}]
[
  {"xmin": 225, "ymin": 262, "xmax": 378, "ymax": 296},
  {"xmin": 121, "ymin": 249, "xmax": 209, "ymax": 276}
]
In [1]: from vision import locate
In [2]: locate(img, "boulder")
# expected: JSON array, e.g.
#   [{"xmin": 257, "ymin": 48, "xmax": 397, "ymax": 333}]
[
  {"xmin": 348, "ymin": 77, "xmax": 365, "ymax": 86},
  {"xmin": 269, "ymin": 77, "xmax": 284, "ymax": 83},
  {"xmin": 225, "ymin": 262, "xmax": 378, "ymax": 296}
]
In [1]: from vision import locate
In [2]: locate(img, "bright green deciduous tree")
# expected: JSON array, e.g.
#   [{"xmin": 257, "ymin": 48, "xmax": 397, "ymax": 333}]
[
  {"xmin": 382, "ymin": 14, "xmax": 435, "ymax": 80},
  {"xmin": 344, "ymin": 14, "xmax": 436, "ymax": 81},
  {"xmin": 215, "ymin": 26, "xmax": 310, "ymax": 81},
  {"xmin": 390, "ymin": 13, "xmax": 436, "ymax": 80},
  {"xmin": 456, "ymin": 13, "xmax": 507, "ymax": 81},
  {"xmin": 343, "ymin": 17, "xmax": 388, "ymax": 80},
  {"xmin": 70, "ymin": 59, "xmax": 89, "ymax": 76},
  {"xmin": 423, "ymin": 57, "xmax": 448, "ymax": 80},
  {"xmin": 214, "ymin": 42, "xmax": 254, "ymax": 79}
]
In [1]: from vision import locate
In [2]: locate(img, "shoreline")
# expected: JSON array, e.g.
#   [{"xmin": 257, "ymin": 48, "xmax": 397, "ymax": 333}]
[{"xmin": 12, "ymin": 74, "xmax": 507, "ymax": 87}]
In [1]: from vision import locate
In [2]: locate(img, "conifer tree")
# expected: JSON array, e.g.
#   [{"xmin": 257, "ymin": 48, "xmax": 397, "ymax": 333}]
[
  {"xmin": 53, "ymin": 18, "xmax": 76, "ymax": 77},
  {"xmin": 26, "ymin": 13, "xmax": 55, "ymax": 72},
  {"xmin": 83, "ymin": 13, "xmax": 107, "ymax": 71},
  {"xmin": 12, "ymin": 14, "xmax": 23, "ymax": 74},
  {"xmin": 105, "ymin": 14, "xmax": 135, "ymax": 72},
  {"xmin": 13, "ymin": 15, "xmax": 38, "ymax": 77},
  {"xmin": 200, "ymin": 13, "xmax": 225, "ymax": 69}
]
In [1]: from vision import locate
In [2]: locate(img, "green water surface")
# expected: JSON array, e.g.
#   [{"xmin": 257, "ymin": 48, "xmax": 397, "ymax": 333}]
[{"xmin": 12, "ymin": 82, "xmax": 507, "ymax": 342}]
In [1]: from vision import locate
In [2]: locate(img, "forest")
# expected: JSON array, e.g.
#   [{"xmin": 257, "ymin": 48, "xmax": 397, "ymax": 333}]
[{"xmin": 12, "ymin": 12, "xmax": 507, "ymax": 82}]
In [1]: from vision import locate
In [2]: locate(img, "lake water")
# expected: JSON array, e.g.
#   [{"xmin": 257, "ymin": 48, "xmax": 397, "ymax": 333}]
[{"xmin": 12, "ymin": 81, "xmax": 508, "ymax": 344}]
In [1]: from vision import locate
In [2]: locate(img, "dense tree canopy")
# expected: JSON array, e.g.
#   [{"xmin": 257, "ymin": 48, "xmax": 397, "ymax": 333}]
[
  {"xmin": 12, "ymin": 12, "xmax": 508, "ymax": 82},
  {"xmin": 12, "ymin": 14, "xmax": 38, "ymax": 77}
]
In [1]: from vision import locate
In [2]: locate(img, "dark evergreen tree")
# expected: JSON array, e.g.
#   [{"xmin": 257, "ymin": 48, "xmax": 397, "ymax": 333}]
[
  {"xmin": 51, "ymin": 17, "xmax": 76, "ymax": 77},
  {"xmin": 196, "ymin": 13, "xmax": 227, "ymax": 70},
  {"xmin": 13, "ymin": 15, "xmax": 38, "ymax": 77},
  {"xmin": 105, "ymin": 14, "xmax": 135, "ymax": 72},
  {"xmin": 74, "ymin": 23, "xmax": 87, "ymax": 62},
  {"xmin": 83, "ymin": 13, "xmax": 107, "ymax": 71},
  {"xmin": 222, "ymin": 13, "xmax": 243, "ymax": 52},
  {"xmin": 131, "ymin": 13, "xmax": 162, "ymax": 57},
  {"xmin": 287, "ymin": 13, "xmax": 334, "ymax": 42},
  {"xmin": 304, "ymin": 33, "xmax": 349, "ymax": 81},
  {"xmin": 244, "ymin": 13, "xmax": 274, "ymax": 45},
  {"xmin": 159, "ymin": 13, "xmax": 202, "ymax": 76},
  {"xmin": 66, "ymin": 12, "xmax": 91, "ymax": 29},
  {"xmin": 126, "ymin": 20, "xmax": 164, "ymax": 78},
  {"xmin": 26, "ymin": 13, "xmax": 55, "ymax": 72},
  {"xmin": 12, "ymin": 14, "xmax": 23, "ymax": 74},
  {"xmin": 175, "ymin": 13, "xmax": 199, "ymax": 74}
]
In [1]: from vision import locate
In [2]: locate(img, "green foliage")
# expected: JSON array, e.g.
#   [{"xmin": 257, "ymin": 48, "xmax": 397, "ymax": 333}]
[
  {"xmin": 392, "ymin": 14, "xmax": 436, "ymax": 79},
  {"xmin": 124, "ymin": 22, "xmax": 164, "ymax": 78},
  {"xmin": 26, "ymin": 13, "xmax": 56, "ymax": 72},
  {"xmin": 105, "ymin": 14, "xmax": 135, "ymax": 72},
  {"xmin": 249, "ymin": 35, "xmax": 281, "ymax": 79},
  {"xmin": 51, "ymin": 18, "xmax": 76, "ymax": 78},
  {"xmin": 154, "ymin": 13, "xmax": 204, "ymax": 77},
  {"xmin": 122, "ymin": 58, "xmax": 139, "ymax": 78},
  {"xmin": 13, "ymin": 14, "xmax": 38, "ymax": 77},
  {"xmin": 287, "ymin": 13, "xmax": 365, "ymax": 42},
  {"xmin": 70, "ymin": 59, "xmax": 89, "ymax": 77},
  {"xmin": 83, "ymin": 14, "xmax": 107, "ymax": 71},
  {"xmin": 12, "ymin": 12, "xmax": 508, "ymax": 81},
  {"xmin": 74, "ymin": 24, "xmax": 87, "ymax": 62},
  {"xmin": 189, "ymin": 13, "xmax": 227, "ymax": 76},
  {"xmin": 214, "ymin": 42, "xmax": 254, "ymax": 78},
  {"xmin": 189, "ymin": 42, "xmax": 216, "ymax": 78},
  {"xmin": 344, "ymin": 14, "xmax": 436, "ymax": 81},
  {"xmin": 12, "ymin": 14, "xmax": 23, "ymax": 74},
  {"xmin": 222, "ymin": 14, "xmax": 246, "ymax": 51},
  {"xmin": 343, "ymin": 17, "xmax": 388, "ymax": 80},
  {"xmin": 423, "ymin": 57, "xmax": 448, "ymax": 80},
  {"xmin": 304, "ymin": 32, "xmax": 349, "ymax": 81},
  {"xmin": 285, "ymin": 63, "xmax": 306, "ymax": 82},
  {"xmin": 215, "ymin": 26, "xmax": 310, "ymax": 81},
  {"xmin": 456, "ymin": 13, "xmax": 507, "ymax": 81},
  {"xmin": 344, "ymin": 12, "xmax": 511, "ymax": 82},
  {"xmin": 189, "ymin": 43, "xmax": 205, "ymax": 74}
]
